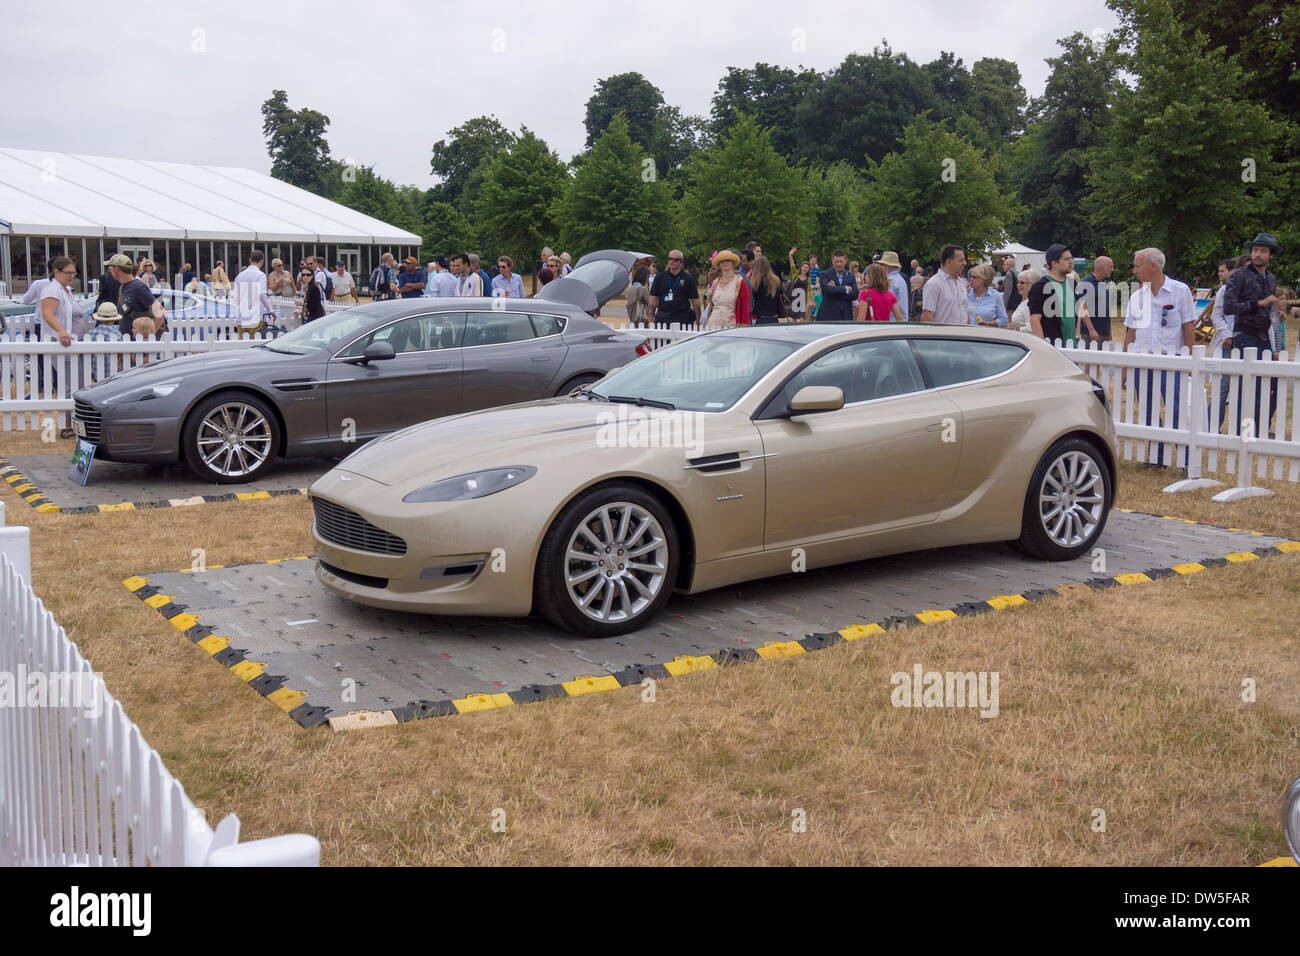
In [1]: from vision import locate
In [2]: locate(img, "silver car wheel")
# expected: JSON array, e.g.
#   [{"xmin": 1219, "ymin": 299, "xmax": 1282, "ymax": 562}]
[
  {"xmin": 195, "ymin": 402, "xmax": 273, "ymax": 478},
  {"xmin": 564, "ymin": 502, "xmax": 668, "ymax": 624},
  {"xmin": 1038, "ymin": 450, "xmax": 1105, "ymax": 548}
]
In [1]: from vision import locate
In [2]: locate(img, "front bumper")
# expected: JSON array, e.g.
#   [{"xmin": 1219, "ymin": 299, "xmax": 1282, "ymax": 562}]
[
  {"xmin": 71, "ymin": 398, "xmax": 180, "ymax": 464},
  {"xmin": 309, "ymin": 469, "xmax": 544, "ymax": 617}
]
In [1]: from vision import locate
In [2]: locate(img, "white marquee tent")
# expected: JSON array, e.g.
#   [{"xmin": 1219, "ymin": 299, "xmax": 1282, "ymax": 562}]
[{"xmin": 0, "ymin": 146, "xmax": 422, "ymax": 294}]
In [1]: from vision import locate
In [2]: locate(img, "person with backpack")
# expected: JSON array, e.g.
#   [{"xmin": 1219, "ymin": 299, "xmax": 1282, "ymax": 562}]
[{"xmin": 369, "ymin": 254, "xmax": 397, "ymax": 300}]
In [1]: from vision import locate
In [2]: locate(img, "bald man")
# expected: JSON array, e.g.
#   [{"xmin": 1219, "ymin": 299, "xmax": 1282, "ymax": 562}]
[
  {"xmin": 1079, "ymin": 255, "xmax": 1115, "ymax": 342},
  {"xmin": 648, "ymin": 249, "xmax": 699, "ymax": 326}
]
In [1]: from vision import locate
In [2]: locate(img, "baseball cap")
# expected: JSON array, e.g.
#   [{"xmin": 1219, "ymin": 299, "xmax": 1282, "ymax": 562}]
[
  {"xmin": 103, "ymin": 253, "xmax": 133, "ymax": 268},
  {"xmin": 403, "ymin": 256, "xmax": 418, "ymax": 267}
]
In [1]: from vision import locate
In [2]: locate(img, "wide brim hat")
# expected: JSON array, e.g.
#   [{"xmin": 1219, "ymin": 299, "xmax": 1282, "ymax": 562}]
[
  {"xmin": 879, "ymin": 251, "xmax": 901, "ymax": 269},
  {"xmin": 1243, "ymin": 232, "xmax": 1283, "ymax": 254},
  {"xmin": 92, "ymin": 302, "xmax": 120, "ymax": 323},
  {"xmin": 712, "ymin": 250, "xmax": 741, "ymax": 267}
]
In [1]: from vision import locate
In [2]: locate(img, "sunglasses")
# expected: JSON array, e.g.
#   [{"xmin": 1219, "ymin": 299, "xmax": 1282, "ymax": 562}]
[{"xmin": 668, "ymin": 257, "xmax": 683, "ymax": 262}]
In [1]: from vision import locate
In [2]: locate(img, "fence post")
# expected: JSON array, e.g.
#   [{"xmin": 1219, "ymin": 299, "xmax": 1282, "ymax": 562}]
[
  {"xmin": 1212, "ymin": 346, "xmax": 1273, "ymax": 501},
  {"xmin": 0, "ymin": 501, "xmax": 30, "ymax": 584},
  {"xmin": 1163, "ymin": 344, "xmax": 1224, "ymax": 493}
]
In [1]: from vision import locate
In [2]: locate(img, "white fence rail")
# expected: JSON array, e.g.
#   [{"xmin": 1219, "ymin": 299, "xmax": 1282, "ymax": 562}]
[{"xmin": 0, "ymin": 552, "xmax": 320, "ymax": 866}]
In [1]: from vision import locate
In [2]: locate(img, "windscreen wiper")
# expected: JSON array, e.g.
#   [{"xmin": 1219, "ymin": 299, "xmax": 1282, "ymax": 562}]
[{"xmin": 606, "ymin": 395, "xmax": 676, "ymax": 410}]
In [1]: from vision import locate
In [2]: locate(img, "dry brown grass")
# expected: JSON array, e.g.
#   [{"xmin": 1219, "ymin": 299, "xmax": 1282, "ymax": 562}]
[{"xmin": 3, "ymin": 438, "xmax": 1298, "ymax": 865}]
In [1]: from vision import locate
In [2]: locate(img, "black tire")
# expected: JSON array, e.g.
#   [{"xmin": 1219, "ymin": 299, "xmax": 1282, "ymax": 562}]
[
  {"xmin": 1015, "ymin": 437, "xmax": 1111, "ymax": 561},
  {"xmin": 554, "ymin": 373, "xmax": 602, "ymax": 397},
  {"xmin": 535, "ymin": 483, "xmax": 679, "ymax": 637},
  {"xmin": 182, "ymin": 390, "xmax": 280, "ymax": 484}
]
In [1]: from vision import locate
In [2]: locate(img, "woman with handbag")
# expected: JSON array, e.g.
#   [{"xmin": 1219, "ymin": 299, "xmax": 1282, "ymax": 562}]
[{"xmin": 855, "ymin": 263, "xmax": 904, "ymax": 321}]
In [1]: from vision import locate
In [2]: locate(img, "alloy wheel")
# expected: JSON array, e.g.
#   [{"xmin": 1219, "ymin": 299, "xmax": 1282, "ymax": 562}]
[
  {"xmin": 195, "ymin": 402, "xmax": 273, "ymax": 478},
  {"xmin": 1038, "ymin": 450, "xmax": 1105, "ymax": 548},
  {"xmin": 564, "ymin": 502, "xmax": 668, "ymax": 623}
]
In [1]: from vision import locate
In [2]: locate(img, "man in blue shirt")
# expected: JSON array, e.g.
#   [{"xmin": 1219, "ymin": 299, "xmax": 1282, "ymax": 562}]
[
  {"xmin": 491, "ymin": 256, "xmax": 525, "ymax": 298},
  {"xmin": 880, "ymin": 251, "xmax": 909, "ymax": 320},
  {"xmin": 1078, "ymin": 255, "xmax": 1116, "ymax": 342},
  {"xmin": 396, "ymin": 257, "xmax": 426, "ymax": 298}
]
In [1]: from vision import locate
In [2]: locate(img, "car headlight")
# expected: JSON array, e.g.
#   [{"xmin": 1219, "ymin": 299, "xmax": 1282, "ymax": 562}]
[
  {"xmin": 102, "ymin": 379, "xmax": 183, "ymax": 404},
  {"xmin": 402, "ymin": 466, "xmax": 536, "ymax": 503}
]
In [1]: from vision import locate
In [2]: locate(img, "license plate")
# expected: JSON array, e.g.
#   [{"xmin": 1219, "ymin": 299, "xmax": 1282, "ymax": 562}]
[{"xmin": 72, "ymin": 418, "xmax": 87, "ymax": 438}]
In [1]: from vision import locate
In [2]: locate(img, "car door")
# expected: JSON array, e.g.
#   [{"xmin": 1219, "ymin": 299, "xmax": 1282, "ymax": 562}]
[
  {"xmin": 755, "ymin": 337, "xmax": 963, "ymax": 551},
  {"xmin": 325, "ymin": 310, "xmax": 465, "ymax": 441},
  {"xmin": 460, "ymin": 310, "xmax": 564, "ymax": 409},
  {"xmin": 908, "ymin": 337, "xmax": 1032, "ymax": 499}
]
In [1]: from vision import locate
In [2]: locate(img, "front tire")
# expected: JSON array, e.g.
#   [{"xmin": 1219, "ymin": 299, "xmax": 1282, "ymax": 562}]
[
  {"xmin": 535, "ymin": 483, "xmax": 679, "ymax": 637},
  {"xmin": 554, "ymin": 373, "xmax": 602, "ymax": 397},
  {"xmin": 182, "ymin": 390, "xmax": 280, "ymax": 484},
  {"xmin": 1015, "ymin": 437, "xmax": 1111, "ymax": 560}
]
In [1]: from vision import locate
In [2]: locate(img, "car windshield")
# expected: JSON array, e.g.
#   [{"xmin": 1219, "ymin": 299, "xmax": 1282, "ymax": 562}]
[
  {"xmin": 592, "ymin": 333, "xmax": 799, "ymax": 412},
  {"xmin": 263, "ymin": 305, "xmax": 389, "ymax": 355}
]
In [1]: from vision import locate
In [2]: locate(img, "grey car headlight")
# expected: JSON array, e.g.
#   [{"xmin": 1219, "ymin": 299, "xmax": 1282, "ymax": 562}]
[
  {"xmin": 402, "ymin": 466, "xmax": 537, "ymax": 503},
  {"xmin": 102, "ymin": 379, "xmax": 183, "ymax": 404}
]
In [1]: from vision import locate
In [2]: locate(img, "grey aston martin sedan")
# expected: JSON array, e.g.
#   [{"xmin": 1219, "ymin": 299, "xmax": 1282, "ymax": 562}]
[{"xmin": 71, "ymin": 251, "xmax": 648, "ymax": 483}]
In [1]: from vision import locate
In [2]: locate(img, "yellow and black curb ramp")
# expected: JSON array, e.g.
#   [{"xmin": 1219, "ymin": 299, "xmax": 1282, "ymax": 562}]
[
  {"xmin": 122, "ymin": 511, "xmax": 1300, "ymax": 734},
  {"xmin": 0, "ymin": 454, "xmax": 308, "ymax": 514}
]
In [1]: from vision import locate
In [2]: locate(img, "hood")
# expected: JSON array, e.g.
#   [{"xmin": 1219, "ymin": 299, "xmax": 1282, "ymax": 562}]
[
  {"xmin": 76, "ymin": 344, "xmax": 317, "ymax": 398},
  {"xmin": 332, "ymin": 398, "xmax": 613, "ymax": 486}
]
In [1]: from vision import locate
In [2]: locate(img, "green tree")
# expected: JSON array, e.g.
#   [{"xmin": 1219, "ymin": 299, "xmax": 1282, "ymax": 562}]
[
  {"xmin": 429, "ymin": 115, "xmax": 516, "ymax": 208},
  {"xmin": 584, "ymin": 72, "xmax": 665, "ymax": 152},
  {"xmin": 476, "ymin": 128, "xmax": 568, "ymax": 265},
  {"xmin": 554, "ymin": 114, "xmax": 671, "ymax": 257},
  {"xmin": 792, "ymin": 44, "xmax": 937, "ymax": 167},
  {"xmin": 336, "ymin": 165, "xmax": 405, "ymax": 228},
  {"xmin": 865, "ymin": 116, "xmax": 1017, "ymax": 262},
  {"xmin": 923, "ymin": 51, "xmax": 976, "ymax": 125},
  {"xmin": 677, "ymin": 114, "xmax": 810, "ymax": 263},
  {"xmin": 1087, "ymin": 9, "xmax": 1285, "ymax": 274},
  {"xmin": 709, "ymin": 63, "xmax": 820, "ymax": 158},
  {"xmin": 1011, "ymin": 33, "xmax": 1121, "ymax": 252},
  {"xmin": 419, "ymin": 202, "xmax": 478, "ymax": 262},
  {"xmin": 261, "ymin": 90, "xmax": 333, "ymax": 195},
  {"xmin": 803, "ymin": 163, "xmax": 878, "ymax": 263},
  {"xmin": 971, "ymin": 58, "xmax": 1027, "ymax": 141}
]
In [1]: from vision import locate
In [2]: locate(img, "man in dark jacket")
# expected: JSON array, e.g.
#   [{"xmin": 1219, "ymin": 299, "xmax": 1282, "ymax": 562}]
[
  {"xmin": 816, "ymin": 250, "xmax": 858, "ymax": 322},
  {"xmin": 1223, "ymin": 232, "xmax": 1283, "ymax": 434}
]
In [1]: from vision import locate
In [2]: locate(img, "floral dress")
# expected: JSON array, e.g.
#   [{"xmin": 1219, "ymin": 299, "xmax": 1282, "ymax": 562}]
[{"xmin": 708, "ymin": 275, "xmax": 741, "ymax": 328}]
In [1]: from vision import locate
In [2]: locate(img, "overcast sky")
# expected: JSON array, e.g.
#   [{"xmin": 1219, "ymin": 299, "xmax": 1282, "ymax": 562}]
[{"xmin": 5, "ymin": 0, "xmax": 1119, "ymax": 187}]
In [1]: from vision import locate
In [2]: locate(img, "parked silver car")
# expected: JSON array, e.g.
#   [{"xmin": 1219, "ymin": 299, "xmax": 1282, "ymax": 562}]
[{"xmin": 71, "ymin": 252, "xmax": 647, "ymax": 483}]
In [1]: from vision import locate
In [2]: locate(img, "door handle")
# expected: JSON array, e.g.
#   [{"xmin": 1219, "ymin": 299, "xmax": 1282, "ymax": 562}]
[
  {"xmin": 926, "ymin": 422, "xmax": 946, "ymax": 431},
  {"xmin": 530, "ymin": 356, "xmax": 551, "ymax": 363},
  {"xmin": 426, "ymin": 363, "xmax": 454, "ymax": 370}
]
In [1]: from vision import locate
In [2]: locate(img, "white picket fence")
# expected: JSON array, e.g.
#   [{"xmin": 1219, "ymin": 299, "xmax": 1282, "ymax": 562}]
[
  {"xmin": 1057, "ymin": 340, "xmax": 1300, "ymax": 499},
  {"xmin": 0, "ymin": 552, "xmax": 320, "ymax": 866}
]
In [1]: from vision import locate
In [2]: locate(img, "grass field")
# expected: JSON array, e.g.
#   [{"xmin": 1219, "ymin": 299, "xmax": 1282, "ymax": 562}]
[{"xmin": 3, "ymin": 427, "xmax": 1298, "ymax": 866}]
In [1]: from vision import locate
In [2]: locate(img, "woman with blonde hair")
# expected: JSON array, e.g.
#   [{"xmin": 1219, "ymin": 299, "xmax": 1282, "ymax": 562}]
[
  {"xmin": 855, "ymin": 262, "xmax": 904, "ymax": 321},
  {"xmin": 1009, "ymin": 268, "xmax": 1041, "ymax": 332},
  {"xmin": 966, "ymin": 263, "xmax": 1008, "ymax": 326},
  {"xmin": 748, "ymin": 255, "xmax": 783, "ymax": 324},
  {"xmin": 211, "ymin": 260, "xmax": 232, "ymax": 295}
]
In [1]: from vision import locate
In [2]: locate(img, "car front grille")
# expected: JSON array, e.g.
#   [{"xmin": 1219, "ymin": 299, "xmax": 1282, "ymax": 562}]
[
  {"xmin": 311, "ymin": 496, "xmax": 407, "ymax": 556},
  {"xmin": 72, "ymin": 399, "xmax": 102, "ymax": 442}
]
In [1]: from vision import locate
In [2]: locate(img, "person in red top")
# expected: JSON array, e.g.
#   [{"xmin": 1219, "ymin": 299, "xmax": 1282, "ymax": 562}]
[{"xmin": 855, "ymin": 263, "xmax": 904, "ymax": 321}]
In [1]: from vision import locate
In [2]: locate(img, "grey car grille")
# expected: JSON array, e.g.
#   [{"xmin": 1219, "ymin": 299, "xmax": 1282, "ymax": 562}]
[
  {"xmin": 72, "ymin": 399, "xmax": 102, "ymax": 442},
  {"xmin": 312, "ymin": 496, "xmax": 407, "ymax": 556}
]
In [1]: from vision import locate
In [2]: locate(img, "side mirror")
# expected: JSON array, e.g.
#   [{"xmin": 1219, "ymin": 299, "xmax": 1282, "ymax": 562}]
[
  {"xmin": 789, "ymin": 385, "xmax": 845, "ymax": 414},
  {"xmin": 342, "ymin": 341, "xmax": 396, "ymax": 364}
]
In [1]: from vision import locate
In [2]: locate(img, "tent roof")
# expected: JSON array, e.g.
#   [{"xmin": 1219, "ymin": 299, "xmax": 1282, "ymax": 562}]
[
  {"xmin": 990, "ymin": 241, "xmax": 1043, "ymax": 256},
  {"xmin": 0, "ymin": 146, "xmax": 421, "ymax": 245}
]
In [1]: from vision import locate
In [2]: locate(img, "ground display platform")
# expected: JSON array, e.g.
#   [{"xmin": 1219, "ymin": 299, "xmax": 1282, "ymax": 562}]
[{"xmin": 123, "ymin": 510, "xmax": 1298, "ymax": 731}]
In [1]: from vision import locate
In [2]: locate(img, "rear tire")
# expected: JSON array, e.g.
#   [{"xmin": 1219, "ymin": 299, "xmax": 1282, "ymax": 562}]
[
  {"xmin": 1015, "ymin": 437, "xmax": 1111, "ymax": 561},
  {"xmin": 182, "ymin": 390, "xmax": 280, "ymax": 484},
  {"xmin": 554, "ymin": 373, "xmax": 602, "ymax": 397},
  {"xmin": 535, "ymin": 483, "xmax": 679, "ymax": 637}
]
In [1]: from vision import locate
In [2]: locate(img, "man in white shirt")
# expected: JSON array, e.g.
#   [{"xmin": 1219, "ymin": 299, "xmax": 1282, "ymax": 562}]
[
  {"xmin": 1122, "ymin": 246, "xmax": 1195, "ymax": 469},
  {"xmin": 921, "ymin": 245, "xmax": 969, "ymax": 324},
  {"xmin": 451, "ymin": 252, "xmax": 482, "ymax": 297},
  {"xmin": 559, "ymin": 252, "xmax": 572, "ymax": 276},
  {"xmin": 1209, "ymin": 256, "xmax": 1242, "ymax": 429},
  {"xmin": 233, "ymin": 251, "xmax": 274, "ymax": 329},
  {"xmin": 331, "ymin": 261, "xmax": 357, "ymax": 303},
  {"xmin": 313, "ymin": 257, "xmax": 330, "ymax": 299}
]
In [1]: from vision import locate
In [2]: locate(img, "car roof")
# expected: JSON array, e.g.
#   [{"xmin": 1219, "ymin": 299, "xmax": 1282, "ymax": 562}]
[
  {"xmin": 708, "ymin": 322, "xmax": 1036, "ymax": 345},
  {"xmin": 348, "ymin": 297, "xmax": 583, "ymax": 320}
]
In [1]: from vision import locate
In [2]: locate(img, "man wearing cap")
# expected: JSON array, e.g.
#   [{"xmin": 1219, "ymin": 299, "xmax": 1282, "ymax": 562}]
[
  {"xmin": 105, "ymin": 254, "xmax": 155, "ymax": 337},
  {"xmin": 880, "ymin": 252, "xmax": 908, "ymax": 321},
  {"xmin": 396, "ymin": 257, "xmax": 426, "ymax": 298},
  {"xmin": 1224, "ymin": 232, "xmax": 1284, "ymax": 433}
]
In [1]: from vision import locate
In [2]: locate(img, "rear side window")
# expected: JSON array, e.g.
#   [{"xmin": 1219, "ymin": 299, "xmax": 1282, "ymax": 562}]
[
  {"xmin": 464, "ymin": 311, "xmax": 535, "ymax": 346},
  {"xmin": 530, "ymin": 313, "xmax": 566, "ymax": 338},
  {"xmin": 911, "ymin": 339, "xmax": 1026, "ymax": 388}
]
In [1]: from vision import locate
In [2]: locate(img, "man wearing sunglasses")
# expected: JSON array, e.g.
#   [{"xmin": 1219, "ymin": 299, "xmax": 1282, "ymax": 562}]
[
  {"xmin": 1122, "ymin": 247, "xmax": 1196, "ymax": 469},
  {"xmin": 648, "ymin": 250, "xmax": 699, "ymax": 327}
]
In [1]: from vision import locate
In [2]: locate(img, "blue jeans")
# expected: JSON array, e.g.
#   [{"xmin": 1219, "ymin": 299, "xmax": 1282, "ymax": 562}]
[{"xmin": 1142, "ymin": 368, "xmax": 1183, "ymax": 466}]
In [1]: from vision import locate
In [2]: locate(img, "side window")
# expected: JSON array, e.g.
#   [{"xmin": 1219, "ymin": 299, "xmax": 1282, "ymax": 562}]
[
  {"xmin": 337, "ymin": 312, "xmax": 466, "ymax": 357},
  {"xmin": 780, "ymin": 339, "xmax": 924, "ymax": 407},
  {"xmin": 465, "ymin": 311, "xmax": 535, "ymax": 347},
  {"xmin": 529, "ymin": 313, "xmax": 566, "ymax": 338},
  {"xmin": 911, "ymin": 339, "xmax": 1026, "ymax": 387}
]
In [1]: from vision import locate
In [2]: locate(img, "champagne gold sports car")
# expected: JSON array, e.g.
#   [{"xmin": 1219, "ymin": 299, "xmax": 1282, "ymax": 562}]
[{"xmin": 310, "ymin": 324, "xmax": 1117, "ymax": 637}]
